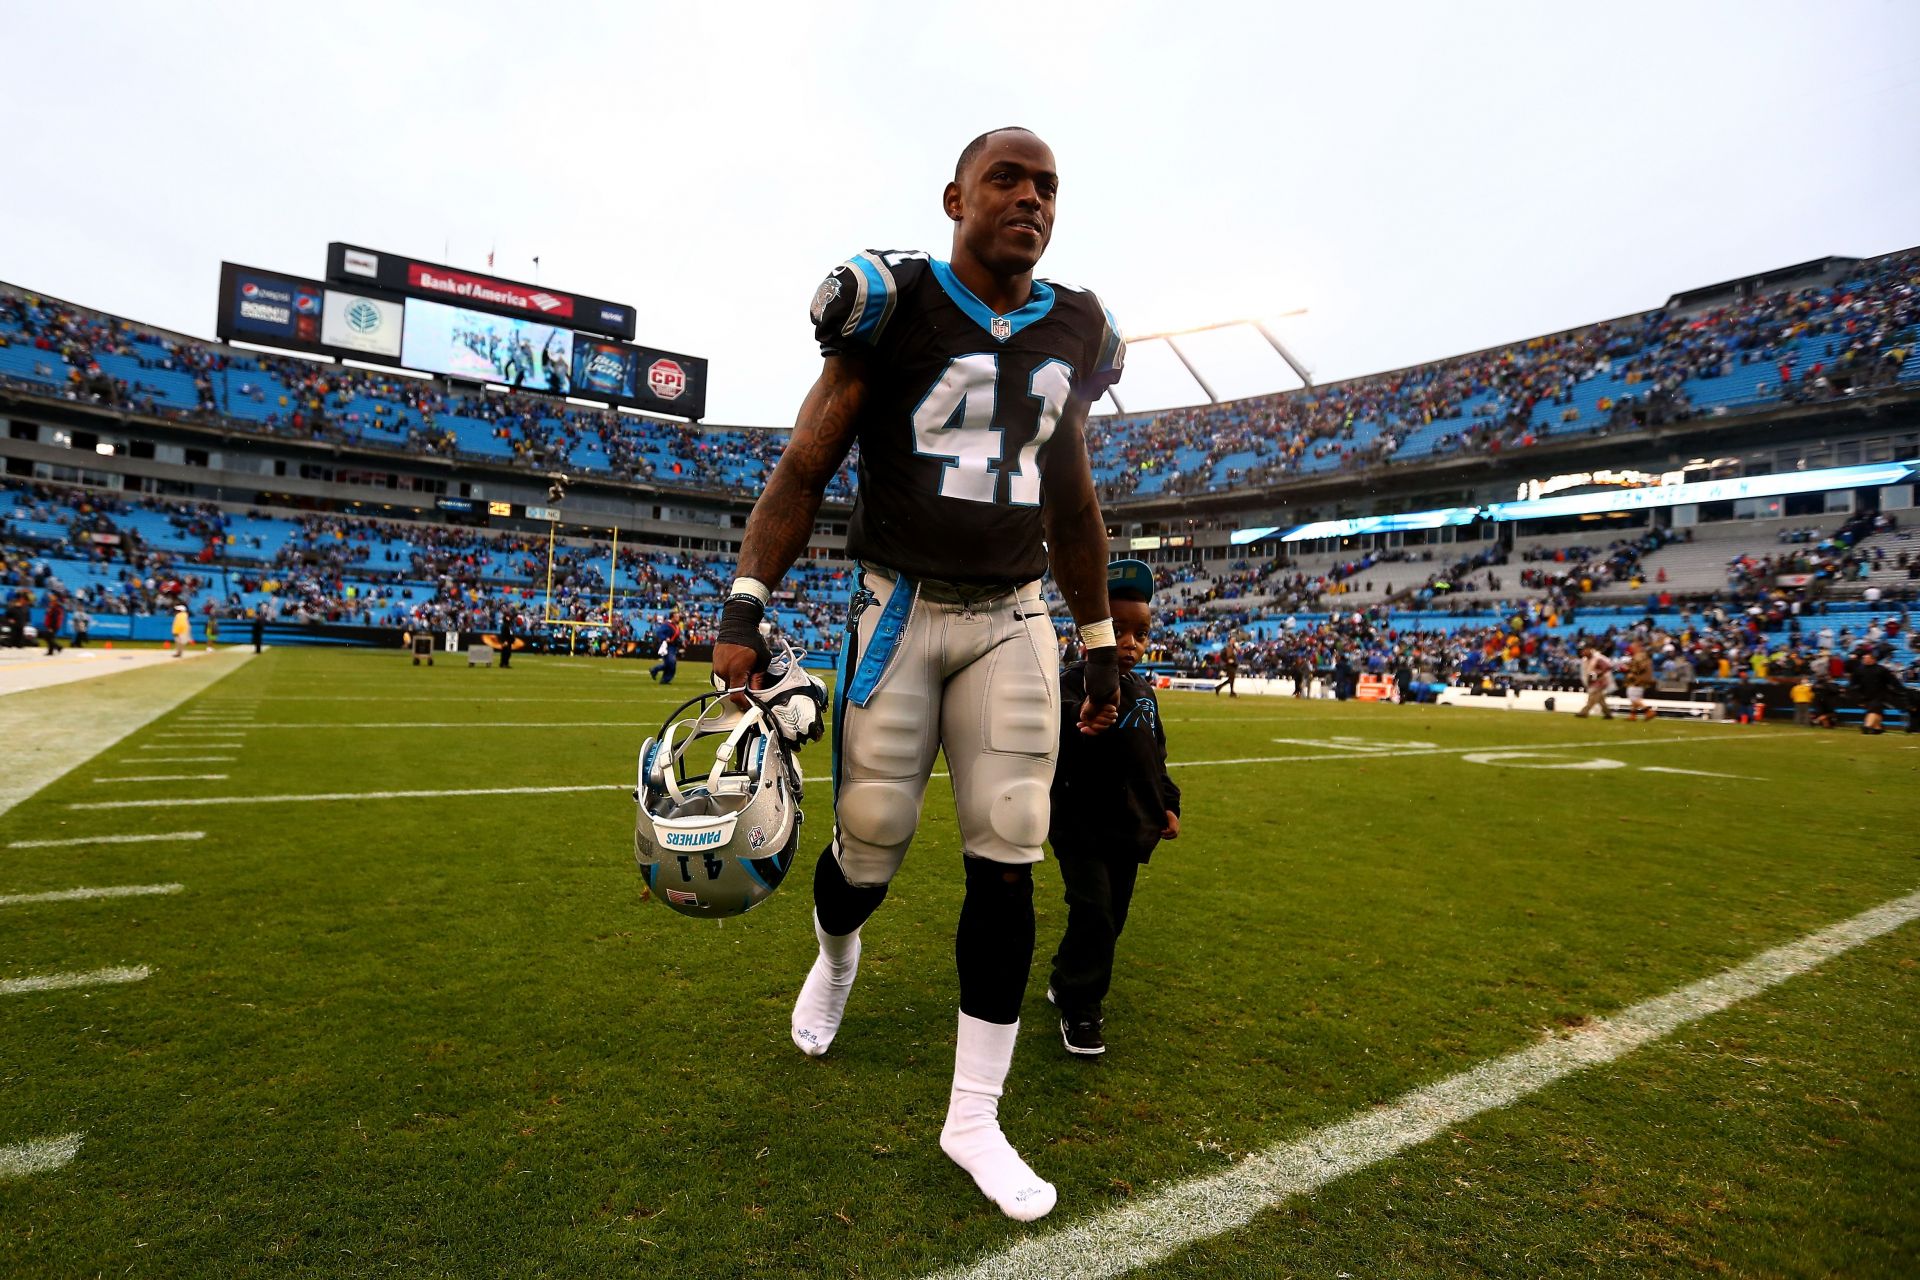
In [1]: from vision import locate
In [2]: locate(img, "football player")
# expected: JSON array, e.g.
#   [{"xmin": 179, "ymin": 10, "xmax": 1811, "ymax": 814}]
[{"xmin": 712, "ymin": 126, "xmax": 1124, "ymax": 1222}]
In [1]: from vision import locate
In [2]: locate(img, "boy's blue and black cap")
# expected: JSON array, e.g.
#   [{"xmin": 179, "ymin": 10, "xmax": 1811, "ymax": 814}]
[{"xmin": 1107, "ymin": 558, "xmax": 1154, "ymax": 603}]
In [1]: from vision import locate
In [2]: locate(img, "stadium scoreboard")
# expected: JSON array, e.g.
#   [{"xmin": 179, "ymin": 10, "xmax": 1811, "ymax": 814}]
[{"xmin": 214, "ymin": 245, "xmax": 709, "ymax": 420}]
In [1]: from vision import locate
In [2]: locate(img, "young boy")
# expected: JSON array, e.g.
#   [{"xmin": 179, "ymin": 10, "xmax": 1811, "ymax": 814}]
[{"xmin": 1047, "ymin": 559, "xmax": 1181, "ymax": 1057}]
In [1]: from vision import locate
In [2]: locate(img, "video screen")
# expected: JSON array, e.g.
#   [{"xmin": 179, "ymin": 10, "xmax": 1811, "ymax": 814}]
[
  {"xmin": 230, "ymin": 269, "xmax": 322, "ymax": 345},
  {"xmin": 400, "ymin": 297, "xmax": 573, "ymax": 394},
  {"xmin": 572, "ymin": 340, "xmax": 641, "ymax": 400}
]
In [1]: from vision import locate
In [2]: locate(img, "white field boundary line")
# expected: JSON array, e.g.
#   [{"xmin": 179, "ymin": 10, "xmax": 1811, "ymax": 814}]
[
  {"xmin": 923, "ymin": 733, "xmax": 1760, "ymax": 780},
  {"xmin": 0, "ymin": 883, "xmax": 182, "ymax": 907},
  {"xmin": 8, "ymin": 831, "xmax": 204, "ymax": 848},
  {"xmin": 93, "ymin": 774, "xmax": 229, "ymax": 784},
  {"xmin": 128, "ymin": 756, "xmax": 236, "ymax": 764},
  {"xmin": 926, "ymin": 886, "xmax": 1920, "ymax": 1280},
  {"xmin": 0, "ymin": 1133, "xmax": 82, "ymax": 1179},
  {"xmin": 1169, "ymin": 732, "xmax": 1758, "ymax": 768},
  {"xmin": 138, "ymin": 744, "xmax": 241, "ymax": 751},
  {"xmin": 0, "ymin": 965, "xmax": 152, "ymax": 995},
  {"xmin": 152, "ymin": 733, "xmax": 249, "ymax": 740},
  {"xmin": 70, "ymin": 783, "xmax": 631, "ymax": 810}
]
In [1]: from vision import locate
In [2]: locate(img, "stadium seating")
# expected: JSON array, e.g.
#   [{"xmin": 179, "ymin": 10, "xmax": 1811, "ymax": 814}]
[{"xmin": 6, "ymin": 247, "xmax": 1913, "ymax": 509}]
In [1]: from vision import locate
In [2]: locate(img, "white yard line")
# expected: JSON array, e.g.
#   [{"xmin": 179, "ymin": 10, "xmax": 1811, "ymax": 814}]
[
  {"xmin": 0, "ymin": 1133, "xmax": 83, "ymax": 1179},
  {"xmin": 255, "ymin": 695, "xmax": 650, "ymax": 703},
  {"xmin": 152, "ymin": 732, "xmax": 249, "ymax": 740},
  {"xmin": 1641, "ymin": 765, "xmax": 1765, "ymax": 780},
  {"xmin": 93, "ymin": 774, "xmax": 229, "ymax": 784},
  {"xmin": 1170, "ymin": 732, "xmax": 1753, "ymax": 768},
  {"xmin": 70, "ymin": 783, "xmax": 631, "ymax": 810},
  {"xmin": 7, "ymin": 831, "xmax": 205, "ymax": 848},
  {"xmin": 232, "ymin": 721, "xmax": 660, "ymax": 729},
  {"xmin": 926, "ymin": 886, "xmax": 1920, "ymax": 1280},
  {"xmin": 130, "ymin": 756, "xmax": 236, "ymax": 763},
  {"xmin": 0, "ymin": 883, "xmax": 182, "ymax": 907},
  {"xmin": 0, "ymin": 965, "xmax": 152, "ymax": 995},
  {"xmin": 138, "ymin": 743, "xmax": 241, "ymax": 751}
]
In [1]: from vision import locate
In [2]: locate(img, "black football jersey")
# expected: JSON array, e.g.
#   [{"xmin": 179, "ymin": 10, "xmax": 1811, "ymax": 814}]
[{"xmin": 810, "ymin": 250, "xmax": 1124, "ymax": 586}]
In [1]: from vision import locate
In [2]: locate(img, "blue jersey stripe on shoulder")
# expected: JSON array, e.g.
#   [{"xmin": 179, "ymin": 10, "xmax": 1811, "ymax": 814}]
[{"xmin": 848, "ymin": 254, "xmax": 892, "ymax": 341}]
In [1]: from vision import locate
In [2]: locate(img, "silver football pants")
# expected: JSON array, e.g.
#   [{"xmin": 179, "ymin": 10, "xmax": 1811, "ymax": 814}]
[{"xmin": 828, "ymin": 564, "xmax": 1059, "ymax": 888}]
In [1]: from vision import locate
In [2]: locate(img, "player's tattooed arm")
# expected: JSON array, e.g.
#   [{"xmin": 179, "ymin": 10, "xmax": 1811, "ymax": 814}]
[
  {"xmin": 736, "ymin": 354, "xmax": 867, "ymax": 585},
  {"xmin": 1042, "ymin": 394, "xmax": 1119, "ymax": 729},
  {"xmin": 1041, "ymin": 394, "xmax": 1112, "ymax": 627},
  {"xmin": 714, "ymin": 354, "xmax": 866, "ymax": 701}
]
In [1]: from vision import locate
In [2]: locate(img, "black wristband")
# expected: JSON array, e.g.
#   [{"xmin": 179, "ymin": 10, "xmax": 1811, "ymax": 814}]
[
  {"xmin": 1084, "ymin": 644, "xmax": 1120, "ymax": 704},
  {"xmin": 717, "ymin": 594, "xmax": 767, "ymax": 651}
]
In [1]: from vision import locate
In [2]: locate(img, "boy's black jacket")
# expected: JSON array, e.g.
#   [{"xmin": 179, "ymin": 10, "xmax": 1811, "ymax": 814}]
[{"xmin": 1053, "ymin": 662, "xmax": 1182, "ymax": 863}]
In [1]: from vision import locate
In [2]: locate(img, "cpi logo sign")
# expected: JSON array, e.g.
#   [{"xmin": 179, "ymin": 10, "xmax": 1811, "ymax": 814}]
[{"xmin": 647, "ymin": 358, "xmax": 687, "ymax": 401}]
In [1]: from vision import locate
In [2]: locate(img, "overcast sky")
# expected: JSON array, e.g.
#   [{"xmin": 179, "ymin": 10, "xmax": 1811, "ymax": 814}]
[{"xmin": 4, "ymin": 1, "xmax": 1915, "ymax": 424}]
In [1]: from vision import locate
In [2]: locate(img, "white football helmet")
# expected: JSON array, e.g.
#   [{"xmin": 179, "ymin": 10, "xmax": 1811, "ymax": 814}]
[{"xmin": 634, "ymin": 690, "xmax": 805, "ymax": 919}]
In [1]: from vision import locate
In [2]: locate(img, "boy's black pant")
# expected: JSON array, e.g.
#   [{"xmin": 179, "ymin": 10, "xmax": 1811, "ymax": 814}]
[{"xmin": 1048, "ymin": 844, "xmax": 1140, "ymax": 1014}]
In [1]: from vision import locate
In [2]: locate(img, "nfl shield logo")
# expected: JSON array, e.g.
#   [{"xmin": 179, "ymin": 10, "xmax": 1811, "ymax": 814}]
[
  {"xmin": 990, "ymin": 315, "xmax": 1012, "ymax": 342},
  {"xmin": 748, "ymin": 825, "xmax": 767, "ymax": 850}
]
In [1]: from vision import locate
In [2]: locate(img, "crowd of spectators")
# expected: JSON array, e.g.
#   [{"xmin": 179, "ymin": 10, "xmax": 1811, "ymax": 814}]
[
  {"xmin": 0, "ymin": 481, "xmax": 859, "ymax": 651},
  {"xmin": 5, "ymin": 249, "xmax": 1913, "ymax": 515},
  {"xmin": 0, "ymin": 287, "xmax": 856, "ymax": 502},
  {"xmin": 1089, "ymin": 248, "xmax": 1918, "ymax": 502}
]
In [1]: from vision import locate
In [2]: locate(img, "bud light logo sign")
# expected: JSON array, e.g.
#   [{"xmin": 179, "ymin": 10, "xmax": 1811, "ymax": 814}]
[{"xmin": 571, "ymin": 341, "xmax": 639, "ymax": 399}]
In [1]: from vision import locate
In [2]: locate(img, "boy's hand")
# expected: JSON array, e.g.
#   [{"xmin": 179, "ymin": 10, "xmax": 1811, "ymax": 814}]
[
  {"xmin": 1077, "ymin": 699, "xmax": 1118, "ymax": 735},
  {"xmin": 1160, "ymin": 811, "xmax": 1180, "ymax": 840}
]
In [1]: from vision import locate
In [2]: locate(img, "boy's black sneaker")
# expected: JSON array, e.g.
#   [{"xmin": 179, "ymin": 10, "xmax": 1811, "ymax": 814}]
[{"xmin": 1060, "ymin": 1010, "xmax": 1106, "ymax": 1057}]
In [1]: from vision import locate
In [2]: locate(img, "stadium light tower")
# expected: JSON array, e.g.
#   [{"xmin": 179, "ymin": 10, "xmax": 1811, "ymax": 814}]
[{"xmin": 1109, "ymin": 309, "xmax": 1311, "ymax": 413}]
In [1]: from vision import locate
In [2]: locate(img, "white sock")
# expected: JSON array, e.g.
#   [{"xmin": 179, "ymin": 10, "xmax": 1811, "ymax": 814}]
[
  {"xmin": 790, "ymin": 911, "xmax": 860, "ymax": 1057},
  {"xmin": 940, "ymin": 1012, "xmax": 1057, "ymax": 1222}
]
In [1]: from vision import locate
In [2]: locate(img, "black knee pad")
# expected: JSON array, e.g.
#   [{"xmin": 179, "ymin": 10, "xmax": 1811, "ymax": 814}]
[{"xmin": 813, "ymin": 841, "xmax": 887, "ymax": 937}]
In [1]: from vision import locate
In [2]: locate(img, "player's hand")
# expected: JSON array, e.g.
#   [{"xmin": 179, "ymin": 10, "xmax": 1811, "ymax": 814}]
[
  {"xmin": 1077, "ymin": 698, "xmax": 1118, "ymax": 735},
  {"xmin": 711, "ymin": 643, "xmax": 768, "ymax": 708},
  {"xmin": 713, "ymin": 595, "xmax": 772, "ymax": 708},
  {"xmin": 1082, "ymin": 645, "xmax": 1120, "ymax": 732},
  {"xmin": 1160, "ymin": 811, "xmax": 1180, "ymax": 840}
]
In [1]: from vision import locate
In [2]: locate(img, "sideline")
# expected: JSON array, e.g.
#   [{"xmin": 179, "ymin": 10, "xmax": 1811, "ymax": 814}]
[
  {"xmin": 0, "ymin": 652, "xmax": 254, "ymax": 819},
  {"xmin": 925, "ymin": 886, "xmax": 1920, "ymax": 1280},
  {"xmin": 0, "ymin": 646, "xmax": 234, "ymax": 699}
]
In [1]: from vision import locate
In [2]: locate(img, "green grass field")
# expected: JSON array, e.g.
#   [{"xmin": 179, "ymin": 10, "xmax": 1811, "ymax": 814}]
[{"xmin": 2, "ymin": 647, "xmax": 1916, "ymax": 1278}]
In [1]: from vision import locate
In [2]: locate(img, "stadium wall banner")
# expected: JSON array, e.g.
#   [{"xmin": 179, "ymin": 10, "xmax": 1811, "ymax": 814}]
[
  {"xmin": 319, "ymin": 290, "xmax": 404, "ymax": 359},
  {"xmin": 216, "ymin": 262, "xmax": 406, "ymax": 366},
  {"xmin": 568, "ymin": 338, "xmax": 711, "ymax": 420},
  {"xmin": 572, "ymin": 340, "xmax": 640, "ymax": 400},
  {"xmin": 218, "ymin": 264, "xmax": 323, "ymax": 346},
  {"xmin": 400, "ymin": 297, "xmax": 574, "ymax": 395},
  {"xmin": 326, "ymin": 242, "xmax": 637, "ymax": 341}
]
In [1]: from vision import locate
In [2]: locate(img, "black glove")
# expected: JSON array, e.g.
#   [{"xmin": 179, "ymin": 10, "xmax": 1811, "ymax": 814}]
[
  {"xmin": 715, "ymin": 594, "xmax": 771, "ymax": 676},
  {"xmin": 1084, "ymin": 644, "xmax": 1120, "ymax": 708}
]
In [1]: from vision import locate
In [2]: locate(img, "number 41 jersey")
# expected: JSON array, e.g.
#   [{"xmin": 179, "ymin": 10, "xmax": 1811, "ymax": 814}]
[{"xmin": 810, "ymin": 250, "xmax": 1124, "ymax": 586}]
